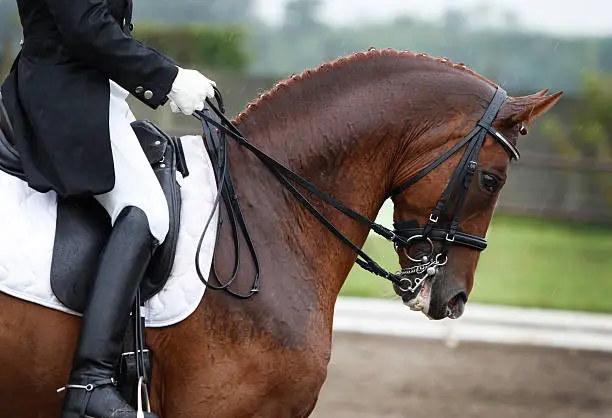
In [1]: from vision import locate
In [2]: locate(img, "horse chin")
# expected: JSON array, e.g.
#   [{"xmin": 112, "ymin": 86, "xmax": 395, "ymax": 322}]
[
  {"xmin": 400, "ymin": 277, "xmax": 434, "ymax": 315},
  {"xmin": 398, "ymin": 276, "xmax": 467, "ymax": 320}
]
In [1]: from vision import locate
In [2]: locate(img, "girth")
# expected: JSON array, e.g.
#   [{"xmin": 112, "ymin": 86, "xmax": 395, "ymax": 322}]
[{"xmin": 391, "ymin": 87, "xmax": 520, "ymax": 254}]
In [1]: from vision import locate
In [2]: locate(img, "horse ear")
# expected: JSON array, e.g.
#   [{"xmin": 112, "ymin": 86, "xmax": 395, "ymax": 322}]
[
  {"xmin": 525, "ymin": 89, "xmax": 550, "ymax": 98},
  {"xmin": 500, "ymin": 90, "xmax": 563, "ymax": 124}
]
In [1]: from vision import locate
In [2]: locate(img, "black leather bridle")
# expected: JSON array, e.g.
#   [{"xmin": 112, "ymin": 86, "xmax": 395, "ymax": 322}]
[
  {"xmin": 388, "ymin": 86, "xmax": 520, "ymax": 294},
  {"xmin": 193, "ymin": 86, "xmax": 519, "ymax": 299}
]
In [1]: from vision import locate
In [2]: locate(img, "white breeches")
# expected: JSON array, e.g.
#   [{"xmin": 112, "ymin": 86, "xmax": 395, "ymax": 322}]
[{"xmin": 93, "ymin": 81, "xmax": 169, "ymax": 244}]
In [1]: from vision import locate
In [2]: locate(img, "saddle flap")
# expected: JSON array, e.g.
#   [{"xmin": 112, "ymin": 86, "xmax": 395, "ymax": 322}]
[
  {"xmin": 140, "ymin": 138, "xmax": 182, "ymax": 300},
  {"xmin": 50, "ymin": 122, "xmax": 187, "ymax": 312}
]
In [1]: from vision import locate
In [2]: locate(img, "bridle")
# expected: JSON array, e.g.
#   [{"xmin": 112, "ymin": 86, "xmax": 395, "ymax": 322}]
[
  {"xmin": 193, "ymin": 86, "xmax": 519, "ymax": 299},
  {"xmin": 389, "ymin": 86, "xmax": 520, "ymax": 295}
]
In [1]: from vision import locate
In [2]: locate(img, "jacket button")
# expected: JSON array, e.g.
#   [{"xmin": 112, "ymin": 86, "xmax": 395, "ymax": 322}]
[
  {"xmin": 135, "ymin": 86, "xmax": 144, "ymax": 95},
  {"xmin": 144, "ymin": 90, "xmax": 154, "ymax": 100}
]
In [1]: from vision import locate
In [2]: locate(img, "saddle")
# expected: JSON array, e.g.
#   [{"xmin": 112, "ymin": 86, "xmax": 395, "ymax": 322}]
[{"xmin": 0, "ymin": 92, "xmax": 189, "ymax": 312}]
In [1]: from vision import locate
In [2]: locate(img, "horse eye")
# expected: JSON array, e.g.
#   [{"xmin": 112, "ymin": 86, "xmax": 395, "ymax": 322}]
[
  {"xmin": 519, "ymin": 123, "xmax": 528, "ymax": 135},
  {"xmin": 480, "ymin": 172, "xmax": 501, "ymax": 193}
]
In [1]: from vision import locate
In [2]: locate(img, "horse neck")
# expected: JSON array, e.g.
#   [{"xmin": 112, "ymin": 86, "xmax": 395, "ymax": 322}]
[
  {"xmin": 227, "ymin": 69, "xmax": 412, "ymax": 311},
  {"xmin": 188, "ymin": 54, "xmax": 500, "ymax": 354}
]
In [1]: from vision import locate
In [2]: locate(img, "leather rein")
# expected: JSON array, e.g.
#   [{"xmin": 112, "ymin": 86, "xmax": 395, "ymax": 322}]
[{"xmin": 193, "ymin": 86, "xmax": 519, "ymax": 299}]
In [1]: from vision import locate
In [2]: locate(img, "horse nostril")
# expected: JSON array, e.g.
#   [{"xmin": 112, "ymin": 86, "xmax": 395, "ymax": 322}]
[
  {"xmin": 458, "ymin": 291, "xmax": 467, "ymax": 305},
  {"xmin": 447, "ymin": 291, "xmax": 467, "ymax": 308},
  {"xmin": 446, "ymin": 291, "xmax": 467, "ymax": 319}
]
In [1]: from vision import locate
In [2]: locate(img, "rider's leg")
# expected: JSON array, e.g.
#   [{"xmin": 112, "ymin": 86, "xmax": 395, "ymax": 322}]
[
  {"xmin": 92, "ymin": 82, "xmax": 169, "ymax": 245},
  {"xmin": 60, "ymin": 82, "xmax": 168, "ymax": 418}
]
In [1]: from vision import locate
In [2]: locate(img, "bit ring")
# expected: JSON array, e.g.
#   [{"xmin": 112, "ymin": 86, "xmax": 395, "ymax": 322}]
[{"xmin": 401, "ymin": 235, "xmax": 435, "ymax": 262}]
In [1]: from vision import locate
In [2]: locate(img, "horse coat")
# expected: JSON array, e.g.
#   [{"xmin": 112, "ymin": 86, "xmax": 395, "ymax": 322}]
[{"xmin": 0, "ymin": 0, "xmax": 178, "ymax": 197}]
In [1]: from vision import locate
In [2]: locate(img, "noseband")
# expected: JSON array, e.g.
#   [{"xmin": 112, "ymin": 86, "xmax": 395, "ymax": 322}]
[
  {"xmin": 193, "ymin": 86, "xmax": 519, "ymax": 299},
  {"xmin": 390, "ymin": 87, "xmax": 519, "ymax": 294}
]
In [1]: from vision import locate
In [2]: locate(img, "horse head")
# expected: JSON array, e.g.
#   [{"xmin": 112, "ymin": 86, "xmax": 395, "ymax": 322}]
[{"xmin": 390, "ymin": 83, "xmax": 561, "ymax": 319}]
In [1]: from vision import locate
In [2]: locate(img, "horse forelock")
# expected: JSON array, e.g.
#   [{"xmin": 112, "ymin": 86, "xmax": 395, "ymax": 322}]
[{"xmin": 232, "ymin": 48, "xmax": 497, "ymax": 125}]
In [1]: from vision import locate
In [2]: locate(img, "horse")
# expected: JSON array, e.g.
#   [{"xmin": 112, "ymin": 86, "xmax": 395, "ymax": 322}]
[{"xmin": 0, "ymin": 48, "xmax": 561, "ymax": 417}]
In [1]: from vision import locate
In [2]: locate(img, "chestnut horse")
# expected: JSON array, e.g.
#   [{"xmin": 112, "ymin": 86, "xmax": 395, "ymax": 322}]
[{"xmin": 0, "ymin": 49, "xmax": 560, "ymax": 417}]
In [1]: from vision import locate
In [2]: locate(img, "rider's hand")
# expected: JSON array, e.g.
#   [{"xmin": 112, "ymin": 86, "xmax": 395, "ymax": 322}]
[{"xmin": 167, "ymin": 67, "xmax": 216, "ymax": 116}]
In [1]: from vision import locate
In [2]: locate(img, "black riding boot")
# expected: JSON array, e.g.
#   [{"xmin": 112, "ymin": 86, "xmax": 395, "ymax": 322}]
[{"xmin": 60, "ymin": 206, "xmax": 159, "ymax": 418}]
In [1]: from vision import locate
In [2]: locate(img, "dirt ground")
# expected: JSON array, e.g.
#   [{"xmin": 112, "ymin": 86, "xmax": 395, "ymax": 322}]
[{"xmin": 311, "ymin": 333, "xmax": 612, "ymax": 418}]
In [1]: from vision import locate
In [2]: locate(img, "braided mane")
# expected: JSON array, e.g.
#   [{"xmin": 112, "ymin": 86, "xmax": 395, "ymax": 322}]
[{"xmin": 233, "ymin": 48, "xmax": 496, "ymax": 124}]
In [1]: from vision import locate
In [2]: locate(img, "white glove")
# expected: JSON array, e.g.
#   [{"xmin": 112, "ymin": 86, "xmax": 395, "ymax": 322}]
[{"xmin": 167, "ymin": 67, "xmax": 216, "ymax": 116}]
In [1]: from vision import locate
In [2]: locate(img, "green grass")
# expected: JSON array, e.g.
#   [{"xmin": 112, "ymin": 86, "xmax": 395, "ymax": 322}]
[{"xmin": 340, "ymin": 215, "xmax": 612, "ymax": 313}]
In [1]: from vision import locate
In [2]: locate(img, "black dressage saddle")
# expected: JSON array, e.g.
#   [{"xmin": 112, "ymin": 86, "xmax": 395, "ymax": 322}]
[{"xmin": 0, "ymin": 91, "xmax": 189, "ymax": 313}]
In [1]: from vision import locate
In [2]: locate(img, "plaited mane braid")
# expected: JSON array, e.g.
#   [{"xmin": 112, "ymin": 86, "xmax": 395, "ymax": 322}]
[{"xmin": 233, "ymin": 48, "xmax": 496, "ymax": 125}]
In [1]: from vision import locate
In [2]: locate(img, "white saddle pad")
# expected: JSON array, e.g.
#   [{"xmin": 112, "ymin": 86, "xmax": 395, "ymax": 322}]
[{"xmin": 0, "ymin": 135, "xmax": 218, "ymax": 328}]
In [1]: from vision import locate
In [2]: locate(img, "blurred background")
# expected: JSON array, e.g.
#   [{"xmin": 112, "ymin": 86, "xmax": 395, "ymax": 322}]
[{"xmin": 1, "ymin": 1, "xmax": 611, "ymax": 416}]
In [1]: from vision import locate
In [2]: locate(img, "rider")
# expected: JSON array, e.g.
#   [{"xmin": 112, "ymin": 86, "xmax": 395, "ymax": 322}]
[{"xmin": 1, "ymin": 1, "xmax": 215, "ymax": 417}]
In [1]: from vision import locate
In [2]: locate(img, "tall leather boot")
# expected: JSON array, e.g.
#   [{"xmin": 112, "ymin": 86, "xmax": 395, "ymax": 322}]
[{"xmin": 60, "ymin": 206, "xmax": 159, "ymax": 418}]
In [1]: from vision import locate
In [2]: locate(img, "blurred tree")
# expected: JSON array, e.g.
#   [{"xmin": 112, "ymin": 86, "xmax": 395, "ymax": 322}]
[
  {"xmin": 541, "ymin": 71, "xmax": 612, "ymax": 210},
  {"xmin": 134, "ymin": 0, "xmax": 255, "ymax": 25},
  {"xmin": 0, "ymin": 0, "xmax": 12, "ymax": 36},
  {"xmin": 247, "ymin": 4, "xmax": 612, "ymax": 96},
  {"xmin": 542, "ymin": 72, "xmax": 612, "ymax": 159},
  {"xmin": 284, "ymin": 0, "xmax": 323, "ymax": 34},
  {"xmin": 442, "ymin": 9, "xmax": 467, "ymax": 36},
  {"xmin": 0, "ymin": 0, "xmax": 18, "ymax": 80},
  {"xmin": 134, "ymin": 24, "xmax": 250, "ymax": 72},
  {"xmin": 502, "ymin": 11, "xmax": 520, "ymax": 30},
  {"xmin": 251, "ymin": 0, "xmax": 326, "ymax": 75}
]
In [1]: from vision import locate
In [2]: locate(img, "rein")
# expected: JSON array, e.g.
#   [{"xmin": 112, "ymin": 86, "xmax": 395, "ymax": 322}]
[{"xmin": 193, "ymin": 86, "xmax": 518, "ymax": 298}]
